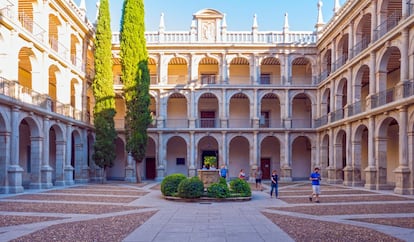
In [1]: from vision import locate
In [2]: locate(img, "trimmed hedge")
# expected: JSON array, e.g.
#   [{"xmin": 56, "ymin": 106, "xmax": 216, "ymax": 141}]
[
  {"xmin": 160, "ymin": 173, "xmax": 187, "ymax": 196},
  {"xmin": 207, "ymin": 183, "xmax": 230, "ymax": 198},
  {"xmin": 177, "ymin": 177, "xmax": 204, "ymax": 198},
  {"xmin": 229, "ymin": 178, "xmax": 251, "ymax": 197}
]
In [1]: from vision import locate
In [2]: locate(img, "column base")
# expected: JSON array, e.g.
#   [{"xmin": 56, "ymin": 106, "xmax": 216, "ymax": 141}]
[
  {"xmin": 7, "ymin": 165, "xmax": 24, "ymax": 194},
  {"xmin": 125, "ymin": 166, "xmax": 135, "ymax": 182},
  {"xmin": 393, "ymin": 166, "xmax": 411, "ymax": 195},
  {"xmin": 41, "ymin": 165, "xmax": 53, "ymax": 189},
  {"xmin": 64, "ymin": 165, "xmax": 75, "ymax": 186},
  {"xmin": 364, "ymin": 166, "xmax": 377, "ymax": 190}
]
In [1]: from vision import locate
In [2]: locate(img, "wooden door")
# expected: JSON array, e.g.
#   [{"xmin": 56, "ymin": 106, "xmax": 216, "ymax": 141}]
[
  {"xmin": 261, "ymin": 158, "xmax": 271, "ymax": 179},
  {"xmin": 145, "ymin": 157, "xmax": 156, "ymax": 180}
]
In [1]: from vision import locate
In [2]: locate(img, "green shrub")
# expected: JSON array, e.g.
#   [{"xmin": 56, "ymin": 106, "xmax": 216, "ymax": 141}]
[
  {"xmin": 177, "ymin": 177, "xmax": 204, "ymax": 198},
  {"xmin": 229, "ymin": 178, "xmax": 251, "ymax": 197},
  {"xmin": 160, "ymin": 173, "xmax": 187, "ymax": 196},
  {"xmin": 219, "ymin": 177, "xmax": 227, "ymax": 186},
  {"xmin": 207, "ymin": 183, "xmax": 230, "ymax": 198}
]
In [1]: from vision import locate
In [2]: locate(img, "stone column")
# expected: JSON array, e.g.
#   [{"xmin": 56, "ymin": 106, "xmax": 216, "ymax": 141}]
[
  {"xmin": 327, "ymin": 128, "xmax": 336, "ymax": 183},
  {"xmin": 394, "ymin": 106, "xmax": 410, "ymax": 194},
  {"xmin": 249, "ymin": 132, "xmax": 259, "ymax": 182},
  {"xmin": 189, "ymin": 90, "xmax": 196, "ymax": 128},
  {"xmin": 0, "ymin": 131, "xmax": 10, "ymax": 193},
  {"xmin": 41, "ymin": 116, "xmax": 53, "ymax": 188},
  {"xmin": 64, "ymin": 124, "xmax": 74, "ymax": 185},
  {"xmin": 54, "ymin": 140, "xmax": 66, "ymax": 186},
  {"xmin": 156, "ymin": 131, "xmax": 165, "ymax": 181},
  {"xmin": 220, "ymin": 90, "xmax": 228, "ymax": 128},
  {"xmin": 125, "ymin": 153, "xmax": 136, "ymax": 183},
  {"xmin": 400, "ymin": 29, "xmax": 409, "ymax": 82},
  {"xmin": 29, "ymin": 136, "xmax": 42, "ymax": 189},
  {"xmin": 8, "ymin": 106, "xmax": 24, "ymax": 193},
  {"xmin": 188, "ymin": 131, "xmax": 196, "ymax": 177},
  {"xmin": 283, "ymin": 90, "xmax": 291, "ymax": 128},
  {"xmin": 364, "ymin": 116, "xmax": 377, "ymax": 189},
  {"xmin": 281, "ymin": 131, "xmax": 292, "ymax": 181},
  {"xmin": 343, "ymin": 123, "xmax": 353, "ymax": 186}
]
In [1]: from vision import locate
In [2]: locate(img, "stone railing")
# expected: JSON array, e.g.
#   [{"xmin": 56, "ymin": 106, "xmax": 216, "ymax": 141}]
[{"xmin": 112, "ymin": 31, "xmax": 317, "ymax": 45}]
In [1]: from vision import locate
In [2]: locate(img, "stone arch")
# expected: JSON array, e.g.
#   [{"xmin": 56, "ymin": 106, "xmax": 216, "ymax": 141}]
[
  {"xmin": 228, "ymin": 135, "xmax": 250, "ymax": 178},
  {"xmin": 259, "ymin": 93, "xmax": 281, "ymax": 128},
  {"xmin": 259, "ymin": 135, "xmax": 281, "ymax": 179},
  {"xmin": 320, "ymin": 134, "xmax": 329, "ymax": 178},
  {"xmin": 291, "ymin": 92, "xmax": 313, "ymax": 128},
  {"xmin": 260, "ymin": 57, "xmax": 281, "ymax": 85},
  {"xmin": 198, "ymin": 135, "xmax": 219, "ymax": 169},
  {"xmin": 18, "ymin": 116, "xmax": 41, "ymax": 187},
  {"xmin": 334, "ymin": 129, "xmax": 347, "ymax": 182},
  {"xmin": 71, "ymin": 129, "xmax": 83, "ymax": 182},
  {"xmin": 144, "ymin": 137, "xmax": 157, "ymax": 179},
  {"xmin": 49, "ymin": 123, "xmax": 65, "ymax": 185},
  {"xmin": 107, "ymin": 137, "xmax": 126, "ymax": 180},
  {"xmin": 197, "ymin": 92, "xmax": 220, "ymax": 128},
  {"xmin": 0, "ymin": 111, "xmax": 9, "ymax": 191},
  {"xmin": 229, "ymin": 56, "xmax": 250, "ymax": 85},
  {"xmin": 321, "ymin": 86, "xmax": 331, "ymax": 116},
  {"xmin": 198, "ymin": 57, "xmax": 220, "ymax": 84},
  {"xmin": 18, "ymin": 47, "xmax": 37, "ymax": 90},
  {"xmin": 166, "ymin": 136, "xmax": 188, "ymax": 176},
  {"xmin": 166, "ymin": 92, "xmax": 188, "ymax": 128},
  {"xmin": 354, "ymin": 13, "xmax": 372, "ymax": 52},
  {"xmin": 335, "ymin": 77, "xmax": 348, "ymax": 113},
  {"xmin": 167, "ymin": 56, "xmax": 189, "ymax": 85},
  {"xmin": 148, "ymin": 57, "xmax": 158, "ymax": 84},
  {"xmin": 377, "ymin": 46, "xmax": 401, "ymax": 93},
  {"xmin": 376, "ymin": 116, "xmax": 399, "ymax": 188},
  {"xmin": 291, "ymin": 136, "xmax": 312, "ymax": 180},
  {"xmin": 229, "ymin": 92, "xmax": 251, "ymax": 128},
  {"xmin": 291, "ymin": 57, "xmax": 312, "ymax": 86},
  {"xmin": 353, "ymin": 124, "xmax": 369, "ymax": 184},
  {"xmin": 353, "ymin": 64, "xmax": 370, "ymax": 114}
]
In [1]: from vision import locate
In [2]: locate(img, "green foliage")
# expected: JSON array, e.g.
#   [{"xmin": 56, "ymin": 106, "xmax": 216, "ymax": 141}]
[
  {"xmin": 219, "ymin": 177, "xmax": 227, "ymax": 186},
  {"xmin": 92, "ymin": 0, "xmax": 116, "ymax": 169},
  {"xmin": 229, "ymin": 178, "xmax": 251, "ymax": 197},
  {"xmin": 160, "ymin": 174, "xmax": 187, "ymax": 196},
  {"xmin": 120, "ymin": 0, "xmax": 151, "ymax": 182},
  {"xmin": 177, "ymin": 177, "xmax": 204, "ymax": 199},
  {"xmin": 207, "ymin": 183, "xmax": 230, "ymax": 198}
]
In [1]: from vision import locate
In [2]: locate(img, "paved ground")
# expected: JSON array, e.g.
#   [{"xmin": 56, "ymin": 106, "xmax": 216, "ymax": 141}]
[{"xmin": 0, "ymin": 181, "xmax": 413, "ymax": 242}]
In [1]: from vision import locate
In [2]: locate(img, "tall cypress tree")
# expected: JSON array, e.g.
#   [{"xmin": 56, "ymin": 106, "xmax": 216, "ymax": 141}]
[
  {"xmin": 92, "ymin": 0, "xmax": 117, "ymax": 180},
  {"xmin": 120, "ymin": 0, "xmax": 151, "ymax": 183}
]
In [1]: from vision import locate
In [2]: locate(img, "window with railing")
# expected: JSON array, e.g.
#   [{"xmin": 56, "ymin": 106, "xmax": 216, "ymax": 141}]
[
  {"xmin": 200, "ymin": 111, "xmax": 216, "ymax": 128},
  {"xmin": 374, "ymin": 10, "xmax": 402, "ymax": 41},
  {"xmin": 260, "ymin": 74, "xmax": 271, "ymax": 84},
  {"xmin": 201, "ymin": 74, "xmax": 216, "ymax": 84}
]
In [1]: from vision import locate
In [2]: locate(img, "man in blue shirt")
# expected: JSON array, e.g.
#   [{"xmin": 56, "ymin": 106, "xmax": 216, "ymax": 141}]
[
  {"xmin": 220, "ymin": 165, "xmax": 227, "ymax": 179},
  {"xmin": 309, "ymin": 167, "xmax": 321, "ymax": 203}
]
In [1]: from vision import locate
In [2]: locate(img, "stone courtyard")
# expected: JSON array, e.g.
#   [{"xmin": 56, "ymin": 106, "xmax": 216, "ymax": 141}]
[{"xmin": 0, "ymin": 181, "xmax": 413, "ymax": 242}]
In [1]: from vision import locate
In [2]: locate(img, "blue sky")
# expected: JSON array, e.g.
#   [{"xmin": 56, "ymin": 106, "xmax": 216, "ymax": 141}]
[{"xmin": 77, "ymin": 0, "xmax": 343, "ymax": 32}]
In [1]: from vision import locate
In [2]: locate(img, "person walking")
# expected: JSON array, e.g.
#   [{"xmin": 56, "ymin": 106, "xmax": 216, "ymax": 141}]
[
  {"xmin": 270, "ymin": 170, "xmax": 278, "ymax": 198},
  {"xmin": 309, "ymin": 167, "xmax": 321, "ymax": 203},
  {"xmin": 220, "ymin": 165, "xmax": 227, "ymax": 179},
  {"xmin": 254, "ymin": 167, "xmax": 263, "ymax": 191},
  {"xmin": 238, "ymin": 169, "xmax": 246, "ymax": 180}
]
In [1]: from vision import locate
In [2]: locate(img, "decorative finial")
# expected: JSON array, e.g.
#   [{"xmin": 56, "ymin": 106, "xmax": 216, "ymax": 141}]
[
  {"xmin": 222, "ymin": 13, "xmax": 227, "ymax": 28},
  {"xmin": 159, "ymin": 13, "xmax": 165, "ymax": 30},
  {"xmin": 334, "ymin": 0, "xmax": 340, "ymax": 14},
  {"xmin": 79, "ymin": 0, "xmax": 86, "ymax": 13},
  {"xmin": 283, "ymin": 12, "xmax": 289, "ymax": 32},
  {"xmin": 315, "ymin": 0, "xmax": 325, "ymax": 32},
  {"xmin": 95, "ymin": 1, "xmax": 100, "ymax": 22},
  {"xmin": 252, "ymin": 14, "xmax": 258, "ymax": 29}
]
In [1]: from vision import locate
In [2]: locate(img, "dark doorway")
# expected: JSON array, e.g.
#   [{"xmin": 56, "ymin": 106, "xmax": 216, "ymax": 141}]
[
  {"xmin": 146, "ymin": 157, "xmax": 156, "ymax": 179},
  {"xmin": 261, "ymin": 158, "xmax": 271, "ymax": 179},
  {"xmin": 201, "ymin": 150, "xmax": 218, "ymax": 169}
]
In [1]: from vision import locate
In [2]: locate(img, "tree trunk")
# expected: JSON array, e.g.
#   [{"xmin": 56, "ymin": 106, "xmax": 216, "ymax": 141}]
[{"xmin": 136, "ymin": 161, "xmax": 142, "ymax": 183}]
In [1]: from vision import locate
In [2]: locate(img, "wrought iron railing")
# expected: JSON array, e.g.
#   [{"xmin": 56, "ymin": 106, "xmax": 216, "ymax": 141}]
[{"xmin": 373, "ymin": 10, "xmax": 402, "ymax": 41}]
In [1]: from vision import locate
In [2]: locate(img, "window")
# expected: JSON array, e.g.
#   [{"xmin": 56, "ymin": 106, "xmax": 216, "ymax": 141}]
[
  {"xmin": 176, "ymin": 158, "xmax": 185, "ymax": 165},
  {"xmin": 260, "ymin": 73, "xmax": 271, "ymax": 84},
  {"xmin": 260, "ymin": 111, "xmax": 270, "ymax": 128},
  {"xmin": 201, "ymin": 74, "xmax": 216, "ymax": 84},
  {"xmin": 200, "ymin": 111, "xmax": 215, "ymax": 128}
]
